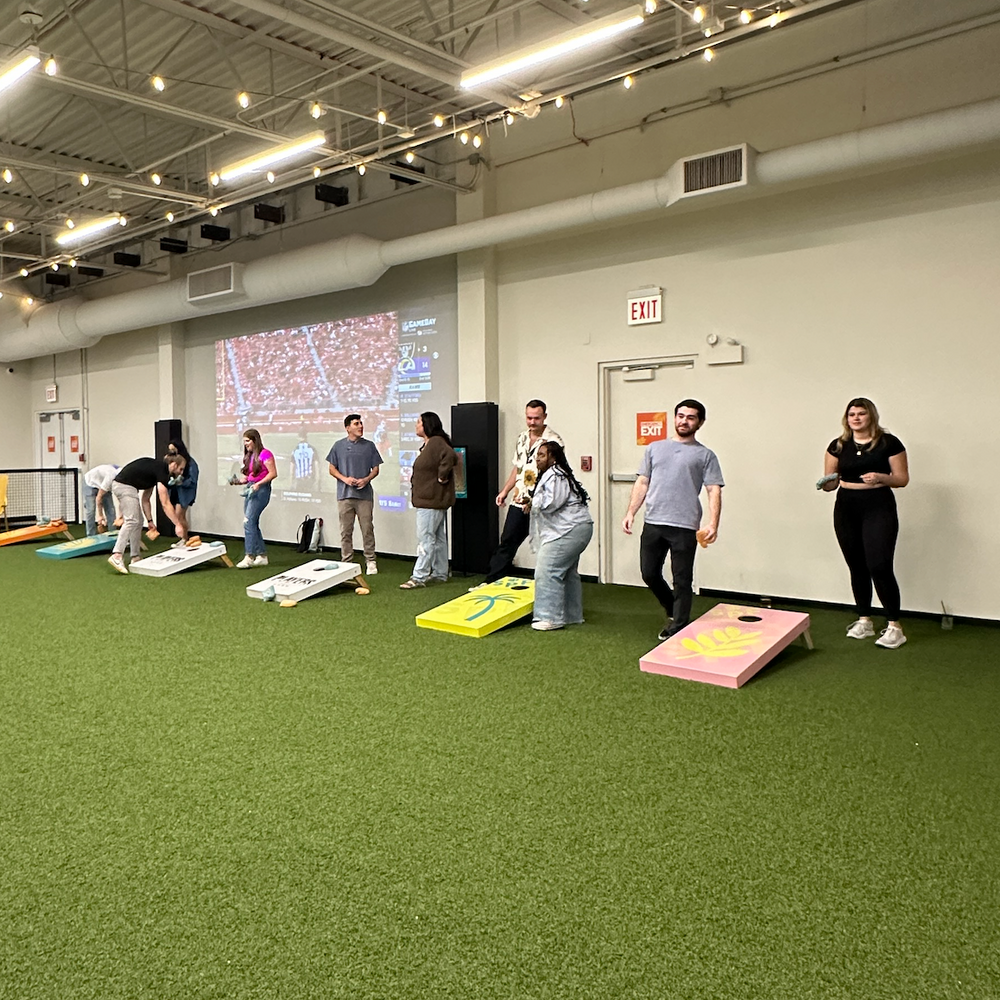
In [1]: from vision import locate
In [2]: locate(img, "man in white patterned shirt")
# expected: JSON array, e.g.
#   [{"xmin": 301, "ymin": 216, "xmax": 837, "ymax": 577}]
[{"xmin": 483, "ymin": 399, "xmax": 563, "ymax": 583}]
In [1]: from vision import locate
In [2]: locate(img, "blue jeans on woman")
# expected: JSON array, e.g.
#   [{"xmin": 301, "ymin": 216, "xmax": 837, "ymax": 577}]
[
  {"xmin": 412, "ymin": 508, "xmax": 449, "ymax": 583},
  {"xmin": 533, "ymin": 521, "xmax": 593, "ymax": 626},
  {"xmin": 243, "ymin": 483, "xmax": 271, "ymax": 556},
  {"xmin": 82, "ymin": 485, "xmax": 116, "ymax": 536}
]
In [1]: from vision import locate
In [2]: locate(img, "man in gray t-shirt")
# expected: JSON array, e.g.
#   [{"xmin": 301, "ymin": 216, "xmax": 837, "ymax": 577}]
[
  {"xmin": 327, "ymin": 413, "xmax": 383, "ymax": 574},
  {"xmin": 622, "ymin": 399, "xmax": 724, "ymax": 640}
]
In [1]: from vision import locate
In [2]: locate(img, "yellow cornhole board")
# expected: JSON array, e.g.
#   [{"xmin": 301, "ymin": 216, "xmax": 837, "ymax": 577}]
[
  {"xmin": 415, "ymin": 577, "xmax": 534, "ymax": 638},
  {"xmin": 0, "ymin": 520, "xmax": 74, "ymax": 547}
]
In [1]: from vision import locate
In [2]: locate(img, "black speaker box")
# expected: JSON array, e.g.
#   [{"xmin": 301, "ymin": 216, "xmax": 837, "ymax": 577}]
[
  {"xmin": 154, "ymin": 419, "xmax": 182, "ymax": 534},
  {"xmin": 450, "ymin": 402, "xmax": 499, "ymax": 575}
]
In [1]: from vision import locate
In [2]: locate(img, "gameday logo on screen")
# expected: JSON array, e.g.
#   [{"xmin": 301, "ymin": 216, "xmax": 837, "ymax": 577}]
[{"xmin": 636, "ymin": 412, "xmax": 667, "ymax": 446}]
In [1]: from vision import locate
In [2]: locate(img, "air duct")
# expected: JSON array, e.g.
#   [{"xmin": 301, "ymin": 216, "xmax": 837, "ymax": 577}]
[{"xmin": 2, "ymin": 97, "xmax": 1000, "ymax": 364}]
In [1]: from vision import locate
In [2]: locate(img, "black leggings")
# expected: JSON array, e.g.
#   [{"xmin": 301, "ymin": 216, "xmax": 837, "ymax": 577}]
[{"xmin": 833, "ymin": 488, "xmax": 901, "ymax": 619}]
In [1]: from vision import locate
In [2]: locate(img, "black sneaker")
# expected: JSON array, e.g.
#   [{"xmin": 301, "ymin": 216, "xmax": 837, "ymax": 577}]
[
  {"xmin": 659, "ymin": 622, "xmax": 687, "ymax": 641},
  {"xmin": 657, "ymin": 622, "xmax": 674, "ymax": 641}
]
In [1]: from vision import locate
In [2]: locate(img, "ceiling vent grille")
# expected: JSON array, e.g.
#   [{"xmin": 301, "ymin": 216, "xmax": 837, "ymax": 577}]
[
  {"xmin": 187, "ymin": 263, "xmax": 245, "ymax": 304},
  {"xmin": 680, "ymin": 144, "xmax": 750, "ymax": 198}
]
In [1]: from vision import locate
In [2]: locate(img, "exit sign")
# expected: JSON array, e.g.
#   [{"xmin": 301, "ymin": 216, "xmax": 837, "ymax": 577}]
[{"xmin": 626, "ymin": 286, "xmax": 662, "ymax": 326}]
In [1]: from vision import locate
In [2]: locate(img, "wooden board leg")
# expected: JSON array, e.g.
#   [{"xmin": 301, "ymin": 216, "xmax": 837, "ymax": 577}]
[
  {"xmin": 801, "ymin": 629, "xmax": 814, "ymax": 650},
  {"xmin": 61, "ymin": 529, "xmax": 74, "ymax": 540},
  {"xmin": 220, "ymin": 554, "xmax": 234, "ymax": 568}
]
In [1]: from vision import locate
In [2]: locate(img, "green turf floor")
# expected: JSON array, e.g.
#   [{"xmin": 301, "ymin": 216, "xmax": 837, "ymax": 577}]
[{"xmin": 1, "ymin": 532, "xmax": 998, "ymax": 999}]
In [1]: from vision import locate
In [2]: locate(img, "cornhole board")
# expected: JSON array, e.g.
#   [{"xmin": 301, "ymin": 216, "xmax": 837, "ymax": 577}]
[
  {"xmin": 246, "ymin": 559, "xmax": 366, "ymax": 602},
  {"xmin": 415, "ymin": 577, "xmax": 534, "ymax": 638},
  {"xmin": 640, "ymin": 603, "xmax": 813, "ymax": 689},
  {"xmin": 129, "ymin": 540, "xmax": 233, "ymax": 577},
  {"xmin": 0, "ymin": 520, "xmax": 75, "ymax": 547},
  {"xmin": 37, "ymin": 531, "xmax": 124, "ymax": 559}
]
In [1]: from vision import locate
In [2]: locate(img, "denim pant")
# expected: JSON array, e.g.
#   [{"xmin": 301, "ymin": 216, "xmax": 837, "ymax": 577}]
[
  {"xmin": 533, "ymin": 521, "xmax": 593, "ymax": 626},
  {"xmin": 243, "ymin": 483, "xmax": 271, "ymax": 556},
  {"xmin": 82, "ymin": 484, "xmax": 115, "ymax": 536},
  {"xmin": 412, "ymin": 507, "xmax": 449, "ymax": 582}
]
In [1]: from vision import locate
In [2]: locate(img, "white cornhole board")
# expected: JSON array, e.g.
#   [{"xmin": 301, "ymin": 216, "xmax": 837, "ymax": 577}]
[
  {"xmin": 246, "ymin": 559, "xmax": 363, "ymax": 602},
  {"xmin": 129, "ymin": 540, "xmax": 232, "ymax": 577}
]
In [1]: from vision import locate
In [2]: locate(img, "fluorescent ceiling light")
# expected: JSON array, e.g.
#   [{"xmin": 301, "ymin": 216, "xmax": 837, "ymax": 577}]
[
  {"xmin": 460, "ymin": 6, "xmax": 645, "ymax": 89},
  {"xmin": 55, "ymin": 214, "xmax": 125, "ymax": 246},
  {"xmin": 0, "ymin": 47, "xmax": 41, "ymax": 94},
  {"xmin": 217, "ymin": 132, "xmax": 326, "ymax": 183}
]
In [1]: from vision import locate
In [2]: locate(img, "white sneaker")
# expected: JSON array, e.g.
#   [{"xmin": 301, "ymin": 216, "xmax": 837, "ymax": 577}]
[
  {"xmin": 366, "ymin": 561, "xmax": 378, "ymax": 575},
  {"xmin": 875, "ymin": 625, "xmax": 907, "ymax": 649},
  {"xmin": 531, "ymin": 620, "xmax": 564, "ymax": 631},
  {"xmin": 252, "ymin": 555, "xmax": 269, "ymax": 567},
  {"xmin": 846, "ymin": 618, "xmax": 875, "ymax": 639},
  {"xmin": 170, "ymin": 539, "xmax": 186, "ymax": 549},
  {"xmin": 108, "ymin": 553, "xmax": 128, "ymax": 575},
  {"xmin": 236, "ymin": 555, "xmax": 254, "ymax": 569}
]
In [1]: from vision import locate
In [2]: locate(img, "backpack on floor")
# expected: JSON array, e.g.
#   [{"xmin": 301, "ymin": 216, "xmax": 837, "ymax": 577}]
[{"xmin": 296, "ymin": 515, "xmax": 323, "ymax": 553}]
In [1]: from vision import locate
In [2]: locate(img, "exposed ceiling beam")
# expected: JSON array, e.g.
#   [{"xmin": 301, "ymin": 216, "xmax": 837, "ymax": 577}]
[{"xmin": 227, "ymin": 0, "xmax": 524, "ymax": 108}]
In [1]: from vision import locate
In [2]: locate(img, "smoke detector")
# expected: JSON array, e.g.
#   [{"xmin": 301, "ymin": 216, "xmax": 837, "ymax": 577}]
[{"xmin": 19, "ymin": 10, "xmax": 44, "ymax": 26}]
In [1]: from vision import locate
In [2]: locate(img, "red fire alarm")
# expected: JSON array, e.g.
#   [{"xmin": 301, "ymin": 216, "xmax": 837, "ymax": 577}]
[{"xmin": 580, "ymin": 456, "xmax": 593, "ymax": 472}]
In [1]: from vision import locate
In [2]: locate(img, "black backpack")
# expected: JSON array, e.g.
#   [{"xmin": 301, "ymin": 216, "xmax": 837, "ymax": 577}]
[{"xmin": 296, "ymin": 515, "xmax": 323, "ymax": 553}]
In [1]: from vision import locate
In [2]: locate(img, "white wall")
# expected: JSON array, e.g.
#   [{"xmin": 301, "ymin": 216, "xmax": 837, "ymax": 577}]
[
  {"xmin": 492, "ymin": 156, "xmax": 1000, "ymax": 621},
  {"xmin": 0, "ymin": 363, "xmax": 33, "ymax": 467},
  {"xmin": 477, "ymin": 0, "xmax": 1000, "ymax": 619}
]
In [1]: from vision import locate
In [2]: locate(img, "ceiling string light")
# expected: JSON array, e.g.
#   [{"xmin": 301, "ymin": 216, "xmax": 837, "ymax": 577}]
[
  {"xmin": 151, "ymin": 75, "xmax": 165, "ymax": 92},
  {"xmin": 237, "ymin": 91, "xmax": 251, "ymax": 109}
]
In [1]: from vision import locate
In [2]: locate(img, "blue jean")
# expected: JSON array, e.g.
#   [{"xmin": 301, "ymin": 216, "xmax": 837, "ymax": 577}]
[
  {"xmin": 243, "ymin": 483, "xmax": 271, "ymax": 556},
  {"xmin": 412, "ymin": 507, "xmax": 449, "ymax": 582},
  {"xmin": 533, "ymin": 521, "xmax": 593, "ymax": 626},
  {"xmin": 82, "ymin": 485, "xmax": 115, "ymax": 536}
]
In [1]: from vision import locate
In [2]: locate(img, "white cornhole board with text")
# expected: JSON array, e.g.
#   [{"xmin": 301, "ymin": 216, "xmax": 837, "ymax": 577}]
[
  {"xmin": 246, "ymin": 559, "xmax": 362, "ymax": 602},
  {"xmin": 129, "ymin": 541, "xmax": 232, "ymax": 577}
]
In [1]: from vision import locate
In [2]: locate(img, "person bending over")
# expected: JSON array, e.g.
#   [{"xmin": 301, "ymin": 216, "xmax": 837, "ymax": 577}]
[{"xmin": 108, "ymin": 454, "xmax": 187, "ymax": 573}]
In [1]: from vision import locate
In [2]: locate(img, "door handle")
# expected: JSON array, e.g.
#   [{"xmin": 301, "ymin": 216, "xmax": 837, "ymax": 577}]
[{"xmin": 609, "ymin": 473, "xmax": 638, "ymax": 483}]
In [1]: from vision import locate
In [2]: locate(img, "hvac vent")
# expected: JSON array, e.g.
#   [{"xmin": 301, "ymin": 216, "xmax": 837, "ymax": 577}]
[
  {"xmin": 187, "ymin": 262, "xmax": 245, "ymax": 304},
  {"xmin": 680, "ymin": 144, "xmax": 750, "ymax": 197}
]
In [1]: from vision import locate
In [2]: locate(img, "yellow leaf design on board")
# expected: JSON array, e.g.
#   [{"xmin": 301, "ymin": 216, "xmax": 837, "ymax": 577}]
[{"xmin": 675, "ymin": 628, "xmax": 764, "ymax": 659}]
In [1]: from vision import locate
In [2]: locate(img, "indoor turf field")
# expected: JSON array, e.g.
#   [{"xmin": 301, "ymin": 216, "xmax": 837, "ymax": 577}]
[{"xmin": 1, "ymin": 533, "xmax": 998, "ymax": 999}]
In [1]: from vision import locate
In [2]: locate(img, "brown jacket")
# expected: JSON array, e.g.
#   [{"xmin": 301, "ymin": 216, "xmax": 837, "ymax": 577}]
[{"xmin": 410, "ymin": 436, "xmax": 458, "ymax": 509}]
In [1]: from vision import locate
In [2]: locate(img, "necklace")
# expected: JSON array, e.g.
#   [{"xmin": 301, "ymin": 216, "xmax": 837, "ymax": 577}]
[{"xmin": 853, "ymin": 438, "xmax": 870, "ymax": 457}]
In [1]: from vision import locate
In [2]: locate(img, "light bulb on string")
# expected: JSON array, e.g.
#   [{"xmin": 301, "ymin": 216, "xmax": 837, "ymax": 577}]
[
  {"xmin": 472, "ymin": 134, "xmax": 482, "ymax": 149},
  {"xmin": 433, "ymin": 114, "xmax": 444, "ymax": 127},
  {"xmin": 377, "ymin": 109, "xmax": 388, "ymax": 125},
  {"xmin": 151, "ymin": 75, "xmax": 165, "ymax": 92},
  {"xmin": 237, "ymin": 91, "xmax": 250, "ymax": 109},
  {"xmin": 44, "ymin": 57, "xmax": 58, "ymax": 76},
  {"xmin": 554, "ymin": 95, "xmax": 564, "ymax": 109},
  {"xmin": 405, "ymin": 151, "xmax": 415, "ymax": 164},
  {"xmin": 623, "ymin": 74, "xmax": 634, "ymax": 90},
  {"xmin": 740, "ymin": 9, "xmax": 753, "ymax": 24},
  {"xmin": 703, "ymin": 47, "xmax": 715, "ymax": 61}
]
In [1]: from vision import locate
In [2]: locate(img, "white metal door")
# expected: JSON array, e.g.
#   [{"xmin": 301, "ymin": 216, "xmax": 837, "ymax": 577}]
[
  {"xmin": 599, "ymin": 358, "xmax": 698, "ymax": 586},
  {"xmin": 36, "ymin": 409, "xmax": 84, "ymax": 521}
]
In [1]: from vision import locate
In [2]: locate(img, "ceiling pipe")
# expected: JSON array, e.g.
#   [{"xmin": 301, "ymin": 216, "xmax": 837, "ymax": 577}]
[{"xmin": 2, "ymin": 96, "xmax": 999, "ymax": 363}]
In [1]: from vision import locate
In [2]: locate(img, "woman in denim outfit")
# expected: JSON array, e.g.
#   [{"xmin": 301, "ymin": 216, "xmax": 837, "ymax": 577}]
[{"xmin": 525, "ymin": 441, "xmax": 593, "ymax": 631}]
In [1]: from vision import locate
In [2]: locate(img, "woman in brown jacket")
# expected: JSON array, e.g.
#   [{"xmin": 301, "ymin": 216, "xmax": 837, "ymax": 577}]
[{"xmin": 400, "ymin": 411, "xmax": 459, "ymax": 589}]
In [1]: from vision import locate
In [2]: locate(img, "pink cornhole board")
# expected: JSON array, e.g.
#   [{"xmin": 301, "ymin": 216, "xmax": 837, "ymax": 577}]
[{"xmin": 640, "ymin": 603, "xmax": 813, "ymax": 689}]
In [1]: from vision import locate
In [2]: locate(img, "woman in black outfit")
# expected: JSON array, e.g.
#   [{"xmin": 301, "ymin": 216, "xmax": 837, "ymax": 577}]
[{"xmin": 821, "ymin": 398, "xmax": 909, "ymax": 649}]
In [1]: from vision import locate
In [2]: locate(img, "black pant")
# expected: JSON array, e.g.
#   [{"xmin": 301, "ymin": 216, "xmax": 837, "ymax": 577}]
[
  {"xmin": 639, "ymin": 522, "xmax": 698, "ymax": 627},
  {"xmin": 484, "ymin": 505, "xmax": 530, "ymax": 582},
  {"xmin": 833, "ymin": 487, "xmax": 900, "ymax": 619}
]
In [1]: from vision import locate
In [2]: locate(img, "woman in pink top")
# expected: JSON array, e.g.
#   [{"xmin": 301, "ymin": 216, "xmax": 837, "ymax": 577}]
[{"xmin": 233, "ymin": 428, "xmax": 277, "ymax": 568}]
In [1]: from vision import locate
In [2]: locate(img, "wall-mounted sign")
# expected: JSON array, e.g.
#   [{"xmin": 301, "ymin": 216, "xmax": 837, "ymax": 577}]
[
  {"xmin": 70, "ymin": 435, "xmax": 80, "ymax": 453},
  {"xmin": 627, "ymin": 286, "xmax": 663, "ymax": 326},
  {"xmin": 636, "ymin": 412, "xmax": 667, "ymax": 446},
  {"xmin": 45, "ymin": 383, "xmax": 58, "ymax": 403},
  {"xmin": 47, "ymin": 436, "xmax": 56, "ymax": 453}
]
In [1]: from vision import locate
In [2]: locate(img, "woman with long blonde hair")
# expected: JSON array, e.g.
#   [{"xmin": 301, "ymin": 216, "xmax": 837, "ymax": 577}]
[{"xmin": 820, "ymin": 398, "xmax": 909, "ymax": 648}]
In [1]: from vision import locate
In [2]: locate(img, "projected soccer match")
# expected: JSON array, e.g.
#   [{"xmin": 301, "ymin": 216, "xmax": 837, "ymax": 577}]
[{"xmin": 215, "ymin": 304, "xmax": 456, "ymax": 513}]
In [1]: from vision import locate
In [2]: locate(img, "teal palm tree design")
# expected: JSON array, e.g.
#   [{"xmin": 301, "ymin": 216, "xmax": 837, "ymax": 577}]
[{"xmin": 465, "ymin": 594, "xmax": 517, "ymax": 620}]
